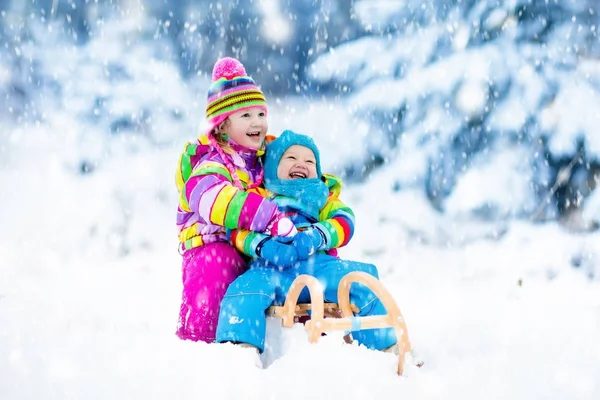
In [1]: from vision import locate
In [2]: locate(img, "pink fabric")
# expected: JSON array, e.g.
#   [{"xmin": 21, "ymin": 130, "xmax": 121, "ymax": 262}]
[
  {"xmin": 176, "ymin": 242, "xmax": 247, "ymax": 343},
  {"xmin": 212, "ymin": 57, "xmax": 247, "ymax": 80}
]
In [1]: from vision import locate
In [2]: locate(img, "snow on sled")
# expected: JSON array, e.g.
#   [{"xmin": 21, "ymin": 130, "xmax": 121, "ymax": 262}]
[{"xmin": 266, "ymin": 271, "xmax": 420, "ymax": 375}]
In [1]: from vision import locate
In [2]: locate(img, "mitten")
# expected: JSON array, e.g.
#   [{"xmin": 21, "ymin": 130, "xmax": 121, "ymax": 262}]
[
  {"xmin": 266, "ymin": 213, "xmax": 298, "ymax": 238},
  {"xmin": 292, "ymin": 226, "xmax": 326, "ymax": 260},
  {"xmin": 256, "ymin": 237, "xmax": 299, "ymax": 268}
]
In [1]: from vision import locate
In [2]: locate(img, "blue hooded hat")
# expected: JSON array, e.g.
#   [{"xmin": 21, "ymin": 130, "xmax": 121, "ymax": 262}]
[
  {"xmin": 264, "ymin": 130, "xmax": 322, "ymax": 181},
  {"xmin": 263, "ymin": 130, "xmax": 329, "ymax": 215}
]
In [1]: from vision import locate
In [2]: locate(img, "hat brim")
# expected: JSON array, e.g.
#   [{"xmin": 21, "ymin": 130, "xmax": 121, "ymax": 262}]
[{"xmin": 204, "ymin": 105, "xmax": 268, "ymax": 135}]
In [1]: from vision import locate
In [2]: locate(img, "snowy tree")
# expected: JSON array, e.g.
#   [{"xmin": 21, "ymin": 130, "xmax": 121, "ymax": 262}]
[
  {"xmin": 1, "ymin": 0, "xmax": 202, "ymax": 258},
  {"xmin": 309, "ymin": 0, "xmax": 600, "ymax": 227},
  {"xmin": 143, "ymin": 0, "xmax": 362, "ymax": 93}
]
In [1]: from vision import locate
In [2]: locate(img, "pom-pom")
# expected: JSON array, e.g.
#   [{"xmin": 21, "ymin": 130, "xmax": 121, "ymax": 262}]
[{"xmin": 212, "ymin": 57, "xmax": 247, "ymax": 80}]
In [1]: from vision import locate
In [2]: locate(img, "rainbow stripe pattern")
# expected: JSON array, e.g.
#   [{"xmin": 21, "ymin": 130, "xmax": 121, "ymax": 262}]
[
  {"xmin": 206, "ymin": 76, "xmax": 267, "ymax": 123},
  {"xmin": 176, "ymin": 135, "xmax": 277, "ymax": 253},
  {"xmin": 229, "ymin": 174, "xmax": 355, "ymax": 257}
]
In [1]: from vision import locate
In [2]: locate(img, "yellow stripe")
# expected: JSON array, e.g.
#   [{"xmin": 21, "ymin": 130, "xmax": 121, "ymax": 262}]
[
  {"xmin": 198, "ymin": 134, "xmax": 211, "ymax": 145},
  {"xmin": 237, "ymin": 169, "xmax": 250, "ymax": 185},
  {"xmin": 176, "ymin": 172, "xmax": 184, "ymax": 194},
  {"xmin": 206, "ymin": 92, "xmax": 266, "ymax": 115},
  {"xmin": 176, "ymin": 171, "xmax": 184, "ymax": 190},
  {"xmin": 329, "ymin": 219, "xmax": 345, "ymax": 242},
  {"xmin": 179, "ymin": 224, "xmax": 198, "ymax": 243},
  {"xmin": 234, "ymin": 230, "xmax": 250, "ymax": 253},
  {"xmin": 199, "ymin": 161, "xmax": 230, "ymax": 171},
  {"xmin": 183, "ymin": 236, "xmax": 205, "ymax": 251},
  {"xmin": 190, "ymin": 236, "xmax": 204, "ymax": 248},
  {"xmin": 247, "ymin": 187, "xmax": 269, "ymax": 197},
  {"xmin": 179, "ymin": 191, "xmax": 192, "ymax": 213},
  {"xmin": 210, "ymin": 185, "xmax": 238, "ymax": 225},
  {"xmin": 206, "ymin": 90, "xmax": 265, "ymax": 114}
]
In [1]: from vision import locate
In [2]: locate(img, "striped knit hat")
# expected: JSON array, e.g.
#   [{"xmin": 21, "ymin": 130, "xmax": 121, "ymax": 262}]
[{"xmin": 205, "ymin": 57, "xmax": 267, "ymax": 134}]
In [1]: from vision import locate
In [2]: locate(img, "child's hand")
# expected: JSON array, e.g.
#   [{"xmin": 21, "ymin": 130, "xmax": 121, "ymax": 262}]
[
  {"xmin": 257, "ymin": 238, "xmax": 299, "ymax": 268},
  {"xmin": 266, "ymin": 214, "xmax": 298, "ymax": 238},
  {"xmin": 292, "ymin": 226, "xmax": 326, "ymax": 260}
]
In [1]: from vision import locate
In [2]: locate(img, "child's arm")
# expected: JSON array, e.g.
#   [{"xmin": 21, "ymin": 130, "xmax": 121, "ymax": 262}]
[
  {"xmin": 312, "ymin": 194, "xmax": 355, "ymax": 250},
  {"xmin": 229, "ymin": 229, "xmax": 298, "ymax": 268},
  {"xmin": 181, "ymin": 160, "xmax": 292, "ymax": 234},
  {"xmin": 228, "ymin": 229, "xmax": 269, "ymax": 258},
  {"xmin": 289, "ymin": 194, "xmax": 355, "ymax": 260}
]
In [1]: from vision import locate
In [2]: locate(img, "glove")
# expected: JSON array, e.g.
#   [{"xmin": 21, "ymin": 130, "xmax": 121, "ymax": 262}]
[
  {"xmin": 292, "ymin": 226, "xmax": 326, "ymax": 260},
  {"xmin": 266, "ymin": 213, "xmax": 298, "ymax": 238},
  {"xmin": 256, "ymin": 237, "xmax": 299, "ymax": 268}
]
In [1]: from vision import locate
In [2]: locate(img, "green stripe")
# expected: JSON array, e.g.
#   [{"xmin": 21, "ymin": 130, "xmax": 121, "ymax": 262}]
[
  {"xmin": 207, "ymin": 89, "xmax": 264, "ymax": 111},
  {"xmin": 247, "ymin": 232, "xmax": 266, "ymax": 257},
  {"xmin": 190, "ymin": 164, "xmax": 232, "ymax": 181},
  {"xmin": 224, "ymin": 190, "xmax": 247, "ymax": 229},
  {"xmin": 208, "ymin": 92, "xmax": 265, "ymax": 112},
  {"xmin": 181, "ymin": 145, "xmax": 194, "ymax": 182},
  {"xmin": 208, "ymin": 99, "xmax": 267, "ymax": 119},
  {"xmin": 322, "ymin": 221, "xmax": 340, "ymax": 247}
]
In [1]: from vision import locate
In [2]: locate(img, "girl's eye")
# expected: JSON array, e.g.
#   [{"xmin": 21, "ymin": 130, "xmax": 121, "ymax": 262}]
[
  {"xmin": 258, "ymin": 112, "xmax": 265, "ymax": 117},
  {"xmin": 286, "ymin": 155, "xmax": 296, "ymax": 160},
  {"xmin": 306, "ymin": 160, "xmax": 315, "ymax": 164},
  {"xmin": 242, "ymin": 113, "xmax": 250, "ymax": 117}
]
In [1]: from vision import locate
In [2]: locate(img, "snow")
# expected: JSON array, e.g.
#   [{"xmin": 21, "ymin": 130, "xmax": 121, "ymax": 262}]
[
  {"xmin": 444, "ymin": 144, "xmax": 536, "ymax": 218},
  {"xmin": 2, "ymin": 96, "xmax": 600, "ymax": 399},
  {"xmin": 267, "ymin": 97, "xmax": 372, "ymax": 174},
  {"xmin": 2, "ymin": 1, "xmax": 600, "ymax": 398},
  {"xmin": 353, "ymin": 0, "xmax": 405, "ymax": 30},
  {"xmin": 455, "ymin": 79, "xmax": 488, "ymax": 120},
  {"xmin": 258, "ymin": 0, "xmax": 293, "ymax": 45},
  {"xmin": 541, "ymin": 72, "xmax": 600, "ymax": 156}
]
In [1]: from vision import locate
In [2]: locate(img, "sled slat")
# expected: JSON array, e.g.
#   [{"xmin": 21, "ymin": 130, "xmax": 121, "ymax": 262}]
[{"xmin": 267, "ymin": 302, "xmax": 358, "ymax": 318}]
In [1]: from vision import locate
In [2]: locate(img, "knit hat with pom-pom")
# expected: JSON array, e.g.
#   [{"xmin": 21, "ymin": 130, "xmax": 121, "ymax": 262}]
[{"xmin": 205, "ymin": 57, "xmax": 267, "ymax": 134}]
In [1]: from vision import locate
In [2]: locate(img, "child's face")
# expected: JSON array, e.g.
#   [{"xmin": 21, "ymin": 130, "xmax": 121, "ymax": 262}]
[
  {"xmin": 277, "ymin": 145, "xmax": 318, "ymax": 180},
  {"xmin": 222, "ymin": 107, "xmax": 268, "ymax": 149}
]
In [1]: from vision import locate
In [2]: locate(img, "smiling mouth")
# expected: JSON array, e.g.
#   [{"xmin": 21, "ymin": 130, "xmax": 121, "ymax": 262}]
[
  {"xmin": 289, "ymin": 172, "xmax": 307, "ymax": 179},
  {"xmin": 246, "ymin": 131, "xmax": 261, "ymax": 138}
]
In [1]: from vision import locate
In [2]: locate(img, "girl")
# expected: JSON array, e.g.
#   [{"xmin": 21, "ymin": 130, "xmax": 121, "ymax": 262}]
[{"xmin": 175, "ymin": 58, "xmax": 296, "ymax": 343}]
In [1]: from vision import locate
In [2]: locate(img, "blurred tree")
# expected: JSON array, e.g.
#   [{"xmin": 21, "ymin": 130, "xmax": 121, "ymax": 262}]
[{"xmin": 308, "ymin": 0, "xmax": 600, "ymax": 224}]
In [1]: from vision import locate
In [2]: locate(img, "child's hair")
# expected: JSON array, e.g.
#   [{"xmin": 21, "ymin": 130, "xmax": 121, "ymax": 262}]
[
  {"xmin": 206, "ymin": 118, "xmax": 264, "ymax": 191},
  {"xmin": 211, "ymin": 119, "xmax": 234, "ymax": 156}
]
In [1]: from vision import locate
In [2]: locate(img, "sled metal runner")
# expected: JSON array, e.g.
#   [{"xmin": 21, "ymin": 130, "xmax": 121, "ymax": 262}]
[{"xmin": 266, "ymin": 271, "xmax": 413, "ymax": 375}]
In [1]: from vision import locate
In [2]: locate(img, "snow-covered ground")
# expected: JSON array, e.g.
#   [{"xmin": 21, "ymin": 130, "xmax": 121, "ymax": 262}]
[{"xmin": 1, "ymin": 97, "xmax": 600, "ymax": 399}]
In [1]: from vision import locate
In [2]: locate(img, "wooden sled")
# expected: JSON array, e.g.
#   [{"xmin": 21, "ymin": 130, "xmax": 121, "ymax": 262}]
[{"xmin": 266, "ymin": 271, "xmax": 413, "ymax": 375}]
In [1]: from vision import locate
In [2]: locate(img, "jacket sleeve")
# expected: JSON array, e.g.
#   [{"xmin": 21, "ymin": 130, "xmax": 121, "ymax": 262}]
[
  {"xmin": 314, "ymin": 193, "xmax": 355, "ymax": 250},
  {"xmin": 180, "ymin": 160, "xmax": 277, "ymax": 231},
  {"xmin": 228, "ymin": 229, "xmax": 269, "ymax": 258}
]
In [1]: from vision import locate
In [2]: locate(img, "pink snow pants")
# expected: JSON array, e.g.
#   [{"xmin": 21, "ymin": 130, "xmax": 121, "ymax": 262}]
[{"xmin": 176, "ymin": 242, "xmax": 247, "ymax": 343}]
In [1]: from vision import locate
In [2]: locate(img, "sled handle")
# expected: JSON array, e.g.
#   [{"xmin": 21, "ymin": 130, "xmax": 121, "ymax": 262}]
[
  {"xmin": 337, "ymin": 271, "xmax": 412, "ymax": 375},
  {"xmin": 281, "ymin": 275, "xmax": 325, "ymax": 342}
]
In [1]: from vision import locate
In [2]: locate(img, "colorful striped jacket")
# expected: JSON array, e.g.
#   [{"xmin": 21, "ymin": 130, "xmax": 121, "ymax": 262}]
[
  {"xmin": 175, "ymin": 134, "xmax": 278, "ymax": 253},
  {"xmin": 229, "ymin": 174, "xmax": 355, "ymax": 258}
]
